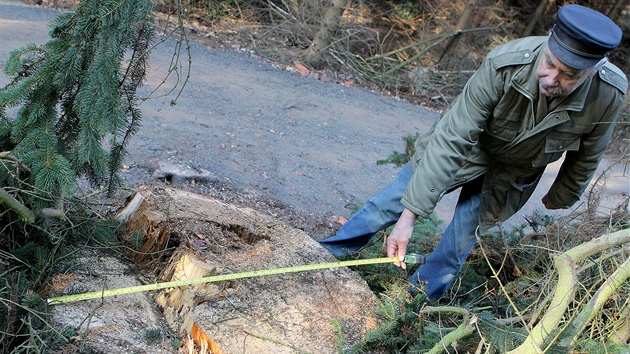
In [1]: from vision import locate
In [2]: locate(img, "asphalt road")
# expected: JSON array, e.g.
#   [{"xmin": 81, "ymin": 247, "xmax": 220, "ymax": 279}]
[{"xmin": 1, "ymin": 0, "xmax": 628, "ymax": 232}]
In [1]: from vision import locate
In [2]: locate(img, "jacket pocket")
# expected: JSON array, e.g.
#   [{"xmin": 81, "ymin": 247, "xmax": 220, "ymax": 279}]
[
  {"xmin": 505, "ymin": 174, "xmax": 541, "ymax": 216},
  {"xmin": 545, "ymin": 136, "xmax": 580, "ymax": 153},
  {"xmin": 552, "ymin": 120, "xmax": 589, "ymax": 135},
  {"xmin": 531, "ymin": 136, "xmax": 580, "ymax": 167}
]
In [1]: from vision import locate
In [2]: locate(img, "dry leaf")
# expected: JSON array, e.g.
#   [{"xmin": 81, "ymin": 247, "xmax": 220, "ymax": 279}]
[
  {"xmin": 331, "ymin": 215, "xmax": 348, "ymax": 225},
  {"xmin": 513, "ymin": 265, "xmax": 522, "ymax": 277},
  {"xmin": 294, "ymin": 169, "xmax": 303, "ymax": 176},
  {"xmin": 294, "ymin": 62, "xmax": 309, "ymax": 76},
  {"xmin": 40, "ymin": 273, "xmax": 76, "ymax": 297}
]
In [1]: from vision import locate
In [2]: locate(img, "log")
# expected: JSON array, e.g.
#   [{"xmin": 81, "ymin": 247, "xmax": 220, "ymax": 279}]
[{"xmin": 155, "ymin": 250, "xmax": 226, "ymax": 353}]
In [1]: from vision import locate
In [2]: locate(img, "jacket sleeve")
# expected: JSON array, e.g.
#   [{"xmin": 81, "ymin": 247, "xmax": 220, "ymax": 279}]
[
  {"xmin": 546, "ymin": 87, "xmax": 626, "ymax": 208},
  {"xmin": 401, "ymin": 56, "xmax": 503, "ymax": 218}
]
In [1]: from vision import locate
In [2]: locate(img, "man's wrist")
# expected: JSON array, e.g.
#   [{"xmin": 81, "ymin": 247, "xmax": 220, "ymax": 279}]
[{"xmin": 399, "ymin": 208, "xmax": 418, "ymax": 226}]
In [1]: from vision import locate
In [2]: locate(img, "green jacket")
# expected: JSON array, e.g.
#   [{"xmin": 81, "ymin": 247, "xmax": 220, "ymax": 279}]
[{"xmin": 401, "ymin": 36, "xmax": 628, "ymax": 230}]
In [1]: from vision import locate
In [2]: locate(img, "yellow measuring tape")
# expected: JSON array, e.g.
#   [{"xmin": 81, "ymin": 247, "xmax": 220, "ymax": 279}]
[{"xmin": 47, "ymin": 254, "xmax": 425, "ymax": 305}]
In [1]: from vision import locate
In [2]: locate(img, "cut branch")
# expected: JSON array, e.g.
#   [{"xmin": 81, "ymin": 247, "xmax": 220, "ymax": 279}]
[
  {"xmin": 420, "ymin": 306, "xmax": 477, "ymax": 354},
  {"xmin": 0, "ymin": 187, "xmax": 35, "ymax": 224},
  {"xmin": 559, "ymin": 254, "xmax": 630, "ymax": 347},
  {"xmin": 508, "ymin": 228, "xmax": 630, "ymax": 353}
]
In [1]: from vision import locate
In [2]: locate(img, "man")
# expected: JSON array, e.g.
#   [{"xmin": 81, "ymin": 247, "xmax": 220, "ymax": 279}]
[{"xmin": 320, "ymin": 4, "xmax": 627, "ymax": 301}]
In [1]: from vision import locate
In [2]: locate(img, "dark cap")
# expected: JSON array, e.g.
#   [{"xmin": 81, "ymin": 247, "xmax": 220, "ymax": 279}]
[{"xmin": 548, "ymin": 4, "xmax": 622, "ymax": 69}]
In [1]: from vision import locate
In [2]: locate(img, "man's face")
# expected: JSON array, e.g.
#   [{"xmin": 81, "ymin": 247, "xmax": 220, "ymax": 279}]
[{"xmin": 535, "ymin": 48, "xmax": 596, "ymax": 98}]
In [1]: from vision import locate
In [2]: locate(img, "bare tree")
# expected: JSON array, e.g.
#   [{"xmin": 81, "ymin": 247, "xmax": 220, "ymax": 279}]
[
  {"xmin": 607, "ymin": 0, "xmax": 626, "ymax": 21},
  {"xmin": 303, "ymin": 0, "xmax": 349, "ymax": 66},
  {"xmin": 523, "ymin": 0, "xmax": 555, "ymax": 37},
  {"xmin": 436, "ymin": 0, "xmax": 479, "ymax": 69}
]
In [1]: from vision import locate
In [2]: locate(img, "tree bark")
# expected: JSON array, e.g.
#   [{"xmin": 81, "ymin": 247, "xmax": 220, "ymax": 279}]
[
  {"xmin": 559, "ymin": 255, "xmax": 630, "ymax": 347},
  {"xmin": 0, "ymin": 187, "xmax": 35, "ymax": 224},
  {"xmin": 420, "ymin": 306, "xmax": 477, "ymax": 354},
  {"xmin": 437, "ymin": 0, "xmax": 478, "ymax": 68},
  {"xmin": 303, "ymin": 0, "xmax": 349, "ymax": 66},
  {"xmin": 523, "ymin": 0, "xmax": 553, "ymax": 37},
  {"xmin": 606, "ymin": 0, "xmax": 625, "ymax": 22}
]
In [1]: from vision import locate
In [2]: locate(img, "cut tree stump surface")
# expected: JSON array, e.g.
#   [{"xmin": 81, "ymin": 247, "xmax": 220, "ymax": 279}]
[
  {"xmin": 53, "ymin": 187, "xmax": 379, "ymax": 353},
  {"xmin": 143, "ymin": 187, "xmax": 378, "ymax": 353}
]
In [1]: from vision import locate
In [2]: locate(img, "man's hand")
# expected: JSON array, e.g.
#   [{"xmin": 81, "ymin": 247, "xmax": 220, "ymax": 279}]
[
  {"xmin": 386, "ymin": 208, "xmax": 418, "ymax": 269},
  {"xmin": 541, "ymin": 193, "xmax": 559, "ymax": 210}
]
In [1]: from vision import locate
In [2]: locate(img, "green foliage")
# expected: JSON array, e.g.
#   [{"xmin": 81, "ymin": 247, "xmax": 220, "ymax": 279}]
[
  {"xmin": 340, "ymin": 212, "xmax": 442, "ymax": 294},
  {"xmin": 376, "ymin": 133, "xmax": 419, "ymax": 167},
  {"xmin": 171, "ymin": 337, "xmax": 184, "ymax": 349},
  {"xmin": 129, "ymin": 230, "xmax": 145, "ymax": 251},
  {"xmin": 334, "ymin": 284, "xmax": 429, "ymax": 354},
  {"xmin": 144, "ymin": 328, "xmax": 162, "ymax": 343},
  {"xmin": 12, "ymin": 242, "xmax": 50, "ymax": 279},
  {"xmin": 0, "ymin": 201, "xmax": 122, "ymax": 353},
  {"xmin": 331, "ymin": 319, "xmax": 349, "ymax": 353},
  {"xmin": 575, "ymin": 339, "xmax": 630, "ymax": 354},
  {"xmin": 0, "ymin": 3, "xmax": 156, "ymax": 349},
  {"xmin": 0, "ymin": 0, "xmax": 155, "ymax": 210},
  {"xmin": 392, "ymin": 1, "xmax": 421, "ymax": 21},
  {"xmin": 337, "ymin": 184, "xmax": 630, "ymax": 353}
]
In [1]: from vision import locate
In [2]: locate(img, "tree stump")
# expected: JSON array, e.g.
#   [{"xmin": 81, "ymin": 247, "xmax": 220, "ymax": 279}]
[{"xmin": 121, "ymin": 187, "xmax": 378, "ymax": 353}]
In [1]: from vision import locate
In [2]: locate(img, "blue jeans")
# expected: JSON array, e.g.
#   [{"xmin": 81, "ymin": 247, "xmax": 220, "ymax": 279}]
[{"xmin": 319, "ymin": 162, "xmax": 481, "ymax": 300}]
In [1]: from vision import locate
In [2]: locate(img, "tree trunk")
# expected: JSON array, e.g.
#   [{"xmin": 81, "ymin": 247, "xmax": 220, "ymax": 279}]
[
  {"xmin": 303, "ymin": 0, "xmax": 349, "ymax": 66},
  {"xmin": 437, "ymin": 0, "xmax": 478, "ymax": 69},
  {"xmin": 606, "ymin": 0, "xmax": 625, "ymax": 22},
  {"xmin": 523, "ymin": 0, "xmax": 553, "ymax": 37}
]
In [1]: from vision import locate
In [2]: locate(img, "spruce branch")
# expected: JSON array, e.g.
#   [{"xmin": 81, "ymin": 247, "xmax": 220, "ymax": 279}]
[
  {"xmin": 0, "ymin": 0, "xmax": 156, "ymax": 207},
  {"xmin": 3, "ymin": 44, "xmax": 46, "ymax": 78},
  {"xmin": 0, "ymin": 187, "xmax": 35, "ymax": 224},
  {"xmin": 0, "ymin": 151, "xmax": 31, "ymax": 173},
  {"xmin": 419, "ymin": 306, "xmax": 477, "ymax": 354}
]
